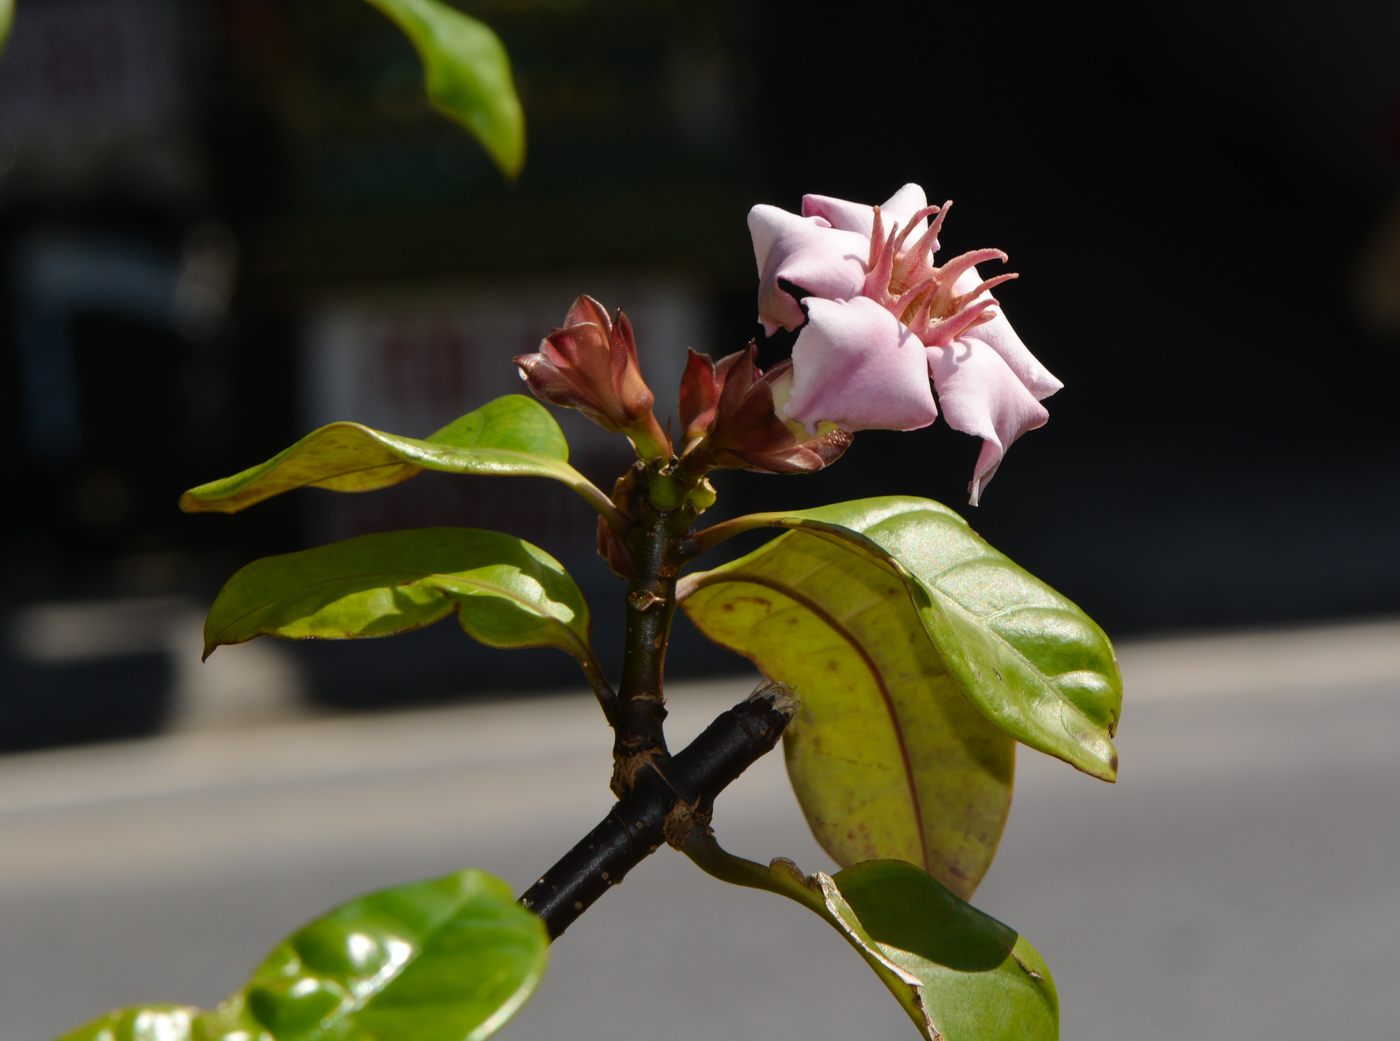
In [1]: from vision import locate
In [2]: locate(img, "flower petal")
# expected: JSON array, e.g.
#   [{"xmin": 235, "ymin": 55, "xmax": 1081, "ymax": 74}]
[
  {"xmin": 801, "ymin": 193, "xmax": 876, "ymax": 236},
  {"xmin": 539, "ymin": 323, "xmax": 615, "ymax": 414},
  {"xmin": 926, "ymin": 336, "xmax": 1049, "ymax": 505},
  {"xmin": 749, "ymin": 204, "xmax": 868, "ymax": 333},
  {"xmin": 564, "ymin": 294, "xmax": 612, "ymax": 334},
  {"xmin": 952, "ymin": 267, "xmax": 1063, "ymax": 400},
  {"xmin": 801, "ymin": 183, "xmax": 930, "ymax": 240},
  {"xmin": 786, "ymin": 297, "xmax": 939, "ymax": 434},
  {"xmin": 678, "ymin": 348, "xmax": 720, "ymax": 448},
  {"xmin": 879, "ymin": 183, "xmax": 931, "ymax": 236}
]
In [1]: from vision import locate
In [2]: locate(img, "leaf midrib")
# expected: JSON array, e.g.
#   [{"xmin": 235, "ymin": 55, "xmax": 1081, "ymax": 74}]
[
  {"xmin": 246, "ymin": 443, "xmax": 569, "ymax": 490},
  {"xmin": 193, "ymin": 426, "xmax": 574, "ymax": 503},
  {"xmin": 775, "ymin": 508, "xmax": 1115, "ymax": 775},
  {"xmin": 691, "ymin": 570, "xmax": 931, "ymax": 873},
  {"xmin": 843, "ymin": 513, "xmax": 1107, "ymax": 742}
]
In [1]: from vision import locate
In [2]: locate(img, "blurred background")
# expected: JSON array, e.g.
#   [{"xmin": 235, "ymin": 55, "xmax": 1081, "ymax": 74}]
[
  {"xmin": 0, "ymin": 2, "xmax": 1398, "ymax": 1038},
  {"xmin": 0, "ymin": 0, "xmax": 1397, "ymax": 743}
]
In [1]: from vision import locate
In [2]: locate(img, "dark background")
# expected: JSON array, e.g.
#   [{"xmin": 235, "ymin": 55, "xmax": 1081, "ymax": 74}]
[{"xmin": 2, "ymin": 0, "xmax": 1397, "ymax": 747}]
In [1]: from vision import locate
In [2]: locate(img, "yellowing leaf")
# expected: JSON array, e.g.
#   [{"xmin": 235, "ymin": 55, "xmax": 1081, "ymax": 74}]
[
  {"xmin": 687, "ymin": 496, "xmax": 1122, "ymax": 780},
  {"xmin": 681, "ymin": 530, "xmax": 1013, "ymax": 898}
]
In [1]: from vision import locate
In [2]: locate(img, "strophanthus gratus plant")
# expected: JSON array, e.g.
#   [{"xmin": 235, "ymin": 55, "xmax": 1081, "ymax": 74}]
[{"xmin": 54, "ymin": 184, "xmax": 1122, "ymax": 1041}]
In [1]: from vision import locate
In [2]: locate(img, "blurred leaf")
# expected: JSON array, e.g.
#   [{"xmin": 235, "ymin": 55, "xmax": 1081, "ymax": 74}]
[
  {"xmin": 684, "ymin": 496, "xmax": 1122, "ymax": 781},
  {"xmin": 55, "ymin": 1006, "xmax": 197, "ymax": 1041},
  {"xmin": 0, "ymin": 0, "xmax": 13, "ymax": 57},
  {"xmin": 682, "ymin": 833, "xmax": 1058, "ymax": 1041},
  {"xmin": 680, "ymin": 521, "xmax": 1014, "ymax": 898},
  {"xmin": 203, "ymin": 527, "xmax": 599, "ymax": 684},
  {"xmin": 56, "ymin": 869, "xmax": 547, "ymax": 1041},
  {"xmin": 364, "ymin": 0, "xmax": 525, "ymax": 179},
  {"xmin": 180, "ymin": 395, "xmax": 591, "ymax": 515}
]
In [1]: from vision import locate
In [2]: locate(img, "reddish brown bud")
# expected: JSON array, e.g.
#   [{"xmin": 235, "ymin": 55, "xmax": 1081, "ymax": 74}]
[
  {"xmin": 680, "ymin": 343, "xmax": 853, "ymax": 475},
  {"xmin": 515, "ymin": 296, "xmax": 671, "ymax": 460},
  {"xmin": 677, "ymin": 349, "xmax": 718, "ymax": 453},
  {"xmin": 678, "ymin": 348, "xmax": 747, "ymax": 454}
]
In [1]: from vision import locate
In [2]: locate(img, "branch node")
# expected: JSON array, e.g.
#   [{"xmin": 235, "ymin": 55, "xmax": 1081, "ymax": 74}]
[
  {"xmin": 747, "ymin": 680, "xmax": 799, "ymax": 719},
  {"xmin": 664, "ymin": 800, "xmax": 713, "ymax": 850},
  {"xmin": 520, "ymin": 681, "xmax": 798, "ymax": 939},
  {"xmin": 610, "ymin": 745, "xmax": 667, "ymax": 799},
  {"xmin": 628, "ymin": 590, "xmax": 666, "ymax": 612}
]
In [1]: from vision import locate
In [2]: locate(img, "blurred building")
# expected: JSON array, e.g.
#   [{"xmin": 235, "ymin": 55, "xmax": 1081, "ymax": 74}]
[
  {"xmin": 0, "ymin": 0, "xmax": 761, "ymax": 746},
  {"xmin": 1, "ymin": 0, "xmax": 1398, "ymax": 750}
]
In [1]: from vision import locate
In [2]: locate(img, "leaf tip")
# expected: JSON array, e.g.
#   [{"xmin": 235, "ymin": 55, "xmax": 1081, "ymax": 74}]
[
  {"xmin": 495, "ymin": 120, "xmax": 526, "ymax": 183},
  {"xmin": 1083, "ymin": 745, "xmax": 1119, "ymax": 783}
]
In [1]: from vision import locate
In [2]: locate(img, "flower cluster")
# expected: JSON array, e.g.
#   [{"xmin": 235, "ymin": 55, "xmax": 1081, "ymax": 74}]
[
  {"xmin": 514, "ymin": 185, "xmax": 1055, "ymax": 506},
  {"xmin": 749, "ymin": 184, "xmax": 1061, "ymax": 504}
]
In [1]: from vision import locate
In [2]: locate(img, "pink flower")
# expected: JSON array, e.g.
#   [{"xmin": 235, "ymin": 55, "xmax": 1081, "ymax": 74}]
[{"xmin": 747, "ymin": 184, "xmax": 1062, "ymax": 504}]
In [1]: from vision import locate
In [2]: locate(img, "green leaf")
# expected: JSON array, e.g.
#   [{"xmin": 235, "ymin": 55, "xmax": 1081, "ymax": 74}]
[
  {"xmin": 202, "ymin": 527, "xmax": 601, "ymax": 684},
  {"xmin": 684, "ymin": 496, "xmax": 1122, "ymax": 781},
  {"xmin": 55, "ymin": 1006, "xmax": 197, "ymax": 1041},
  {"xmin": 363, "ymin": 0, "xmax": 525, "ymax": 179},
  {"xmin": 180, "ymin": 395, "xmax": 607, "ymax": 518},
  {"xmin": 0, "ymin": 0, "xmax": 13, "ymax": 57},
  {"xmin": 680, "ymin": 520, "xmax": 1014, "ymax": 898},
  {"xmin": 682, "ymin": 833, "xmax": 1057, "ymax": 1041},
  {"xmin": 55, "ymin": 869, "xmax": 548, "ymax": 1041}
]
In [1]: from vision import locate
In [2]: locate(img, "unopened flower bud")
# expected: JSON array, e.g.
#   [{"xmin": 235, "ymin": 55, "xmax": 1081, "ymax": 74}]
[
  {"xmin": 679, "ymin": 344, "xmax": 852, "ymax": 476},
  {"xmin": 515, "ymin": 296, "xmax": 671, "ymax": 460}
]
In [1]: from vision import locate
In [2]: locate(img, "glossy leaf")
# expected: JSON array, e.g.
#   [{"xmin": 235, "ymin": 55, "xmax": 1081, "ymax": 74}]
[
  {"xmin": 682, "ymin": 832, "xmax": 1058, "ymax": 1041},
  {"xmin": 179, "ymin": 395, "xmax": 618, "ymax": 522},
  {"xmin": 363, "ymin": 0, "xmax": 525, "ymax": 179},
  {"xmin": 680, "ymin": 525, "xmax": 1014, "ymax": 898},
  {"xmin": 56, "ymin": 869, "xmax": 547, "ymax": 1041},
  {"xmin": 203, "ymin": 527, "xmax": 602, "ymax": 686},
  {"xmin": 56, "ymin": 1006, "xmax": 197, "ymax": 1041},
  {"xmin": 685, "ymin": 496, "xmax": 1122, "ymax": 781}
]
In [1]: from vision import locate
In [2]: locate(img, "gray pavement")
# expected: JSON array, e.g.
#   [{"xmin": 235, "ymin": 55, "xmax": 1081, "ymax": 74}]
[{"xmin": 2, "ymin": 619, "xmax": 1399, "ymax": 1040}]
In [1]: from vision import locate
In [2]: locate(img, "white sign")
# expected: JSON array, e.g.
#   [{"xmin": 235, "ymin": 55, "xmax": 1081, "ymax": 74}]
[{"xmin": 302, "ymin": 278, "xmax": 706, "ymax": 557}]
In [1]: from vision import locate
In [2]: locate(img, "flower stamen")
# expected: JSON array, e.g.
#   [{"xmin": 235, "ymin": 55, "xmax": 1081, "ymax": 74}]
[
  {"xmin": 922, "ymin": 296, "xmax": 1001, "ymax": 347},
  {"xmin": 892, "ymin": 278, "xmax": 937, "ymax": 321},
  {"xmin": 890, "ymin": 206, "xmax": 941, "ymax": 254},
  {"xmin": 863, "ymin": 219, "xmax": 900, "ymax": 299},
  {"xmin": 868, "ymin": 206, "xmax": 888, "ymax": 270},
  {"xmin": 967, "ymin": 272, "xmax": 1019, "ymax": 299},
  {"xmin": 936, "ymin": 247, "xmax": 1010, "ymax": 287}
]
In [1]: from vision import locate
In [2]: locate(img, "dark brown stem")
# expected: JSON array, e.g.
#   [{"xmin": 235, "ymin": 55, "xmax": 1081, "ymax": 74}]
[
  {"xmin": 522, "ymin": 457, "xmax": 765, "ymax": 939},
  {"xmin": 519, "ymin": 683, "xmax": 797, "ymax": 939},
  {"xmin": 608, "ymin": 469, "xmax": 695, "ymax": 797}
]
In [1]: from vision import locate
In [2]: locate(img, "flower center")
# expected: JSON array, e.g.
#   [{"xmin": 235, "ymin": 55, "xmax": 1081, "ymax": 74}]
[{"xmin": 861, "ymin": 201, "xmax": 1019, "ymax": 347}]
